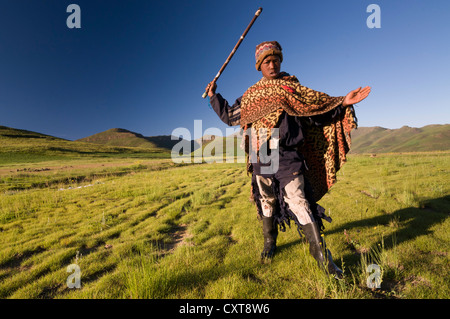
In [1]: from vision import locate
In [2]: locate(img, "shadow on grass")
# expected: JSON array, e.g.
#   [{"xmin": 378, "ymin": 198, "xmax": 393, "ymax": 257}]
[
  {"xmin": 276, "ymin": 238, "xmax": 306, "ymax": 254},
  {"xmin": 327, "ymin": 195, "xmax": 449, "ymax": 252},
  {"xmin": 325, "ymin": 195, "xmax": 449, "ymax": 295}
]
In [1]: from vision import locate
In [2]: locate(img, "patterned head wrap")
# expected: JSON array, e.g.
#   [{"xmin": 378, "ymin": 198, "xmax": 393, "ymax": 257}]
[{"xmin": 255, "ymin": 41, "xmax": 283, "ymax": 71}]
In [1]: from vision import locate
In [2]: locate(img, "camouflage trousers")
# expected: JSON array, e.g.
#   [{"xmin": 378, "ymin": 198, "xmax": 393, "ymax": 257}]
[{"xmin": 255, "ymin": 174, "xmax": 314, "ymax": 225}]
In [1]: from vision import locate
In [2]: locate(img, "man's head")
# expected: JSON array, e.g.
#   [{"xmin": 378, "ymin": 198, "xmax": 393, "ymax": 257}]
[{"xmin": 255, "ymin": 41, "xmax": 283, "ymax": 79}]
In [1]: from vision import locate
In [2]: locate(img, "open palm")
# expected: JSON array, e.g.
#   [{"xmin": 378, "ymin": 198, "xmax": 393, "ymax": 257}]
[{"xmin": 343, "ymin": 86, "xmax": 371, "ymax": 106}]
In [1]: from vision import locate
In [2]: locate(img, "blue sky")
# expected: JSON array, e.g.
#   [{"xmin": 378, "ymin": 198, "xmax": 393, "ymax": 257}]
[{"xmin": 0, "ymin": 0, "xmax": 449, "ymax": 140}]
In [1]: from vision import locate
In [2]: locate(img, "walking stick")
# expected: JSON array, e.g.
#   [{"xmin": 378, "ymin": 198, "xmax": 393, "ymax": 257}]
[{"xmin": 202, "ymin": 7, "xmax": 263, "ymax": 98}]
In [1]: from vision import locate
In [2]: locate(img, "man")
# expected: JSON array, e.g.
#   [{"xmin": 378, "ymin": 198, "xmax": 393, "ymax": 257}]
[{"xmin": 206, "ymin": 41, "xmax": 370, "ymax": 278}]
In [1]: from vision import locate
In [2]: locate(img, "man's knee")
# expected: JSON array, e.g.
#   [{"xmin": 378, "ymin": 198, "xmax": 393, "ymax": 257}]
[
  {"xmin": 256, "ymin": 175, "xmax": 276, "ymax": 217},
  {"xmin": 283, "ymin": 176, "xmax": 313, "ymax": 225},
  {"xmin": 283, "ymin": 175, "xmax": 307, "ymax": 200}
]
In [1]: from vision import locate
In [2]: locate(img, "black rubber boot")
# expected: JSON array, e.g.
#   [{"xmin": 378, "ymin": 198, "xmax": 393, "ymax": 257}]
[
  {"xmin": 324, "ymin": 248, "xmax": 344, "ymax": 280},
  {"xmin": 261, "ymin": 216, "xmax": 278, "ymax": 261},
  {"xmin": 302, "ymin": 222, "xmax": 343, "ymax": 279}
]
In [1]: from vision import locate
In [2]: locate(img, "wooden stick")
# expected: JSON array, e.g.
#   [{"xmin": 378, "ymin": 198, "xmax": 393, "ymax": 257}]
[{"xmin": 202, "ymin": 7, "xmax": 263, "ymax": 98}]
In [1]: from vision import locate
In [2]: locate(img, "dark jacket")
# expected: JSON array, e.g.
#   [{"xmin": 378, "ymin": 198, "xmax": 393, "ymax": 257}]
[{"xmin": 209, "ymin": 92, "xmax": 344, "ymax": 188}]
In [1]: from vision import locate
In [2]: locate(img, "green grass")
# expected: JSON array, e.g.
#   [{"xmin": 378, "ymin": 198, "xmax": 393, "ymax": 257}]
[{"xmin": 0, "ymin": 151, "xmax": 449, "ymax": 299}]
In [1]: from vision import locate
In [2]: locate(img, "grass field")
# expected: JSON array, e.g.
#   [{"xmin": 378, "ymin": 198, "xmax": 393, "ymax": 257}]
[{"xmin": 0, "ymin": 150, "xmax": 449, "ymax": 299}]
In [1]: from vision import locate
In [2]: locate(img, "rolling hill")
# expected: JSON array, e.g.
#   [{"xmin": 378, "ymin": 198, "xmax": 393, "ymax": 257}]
[
  {"xmin": 0, "ymin": 126, "xmax": 172, "ymax": 164},
  {"xmin": 190, "ymin": 124, "xmax": 450, "ymax": 156},
  {"xmin": 78, "ymin": 128, "xmax": 168, "ymax": 149},
  {"xmin": 77, "ymin": 128, "xmax": 200, "ymax": 154},
  {"xmin": 350, "ymin": 124, "xmax": 450, "ymax": 153},
  {"xmin": 1, "ymin": 123, "xmax": 449, "ymax": 164}
]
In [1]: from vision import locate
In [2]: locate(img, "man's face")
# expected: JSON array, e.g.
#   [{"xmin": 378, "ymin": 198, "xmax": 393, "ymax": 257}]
[{"xmin": 260, "ymin": 55, "xmax": 281, "ymax": 80}]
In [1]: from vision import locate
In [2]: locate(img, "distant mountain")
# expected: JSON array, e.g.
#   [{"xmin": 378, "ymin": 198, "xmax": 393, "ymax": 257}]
[
  {"xmin": 0, "ymin": 125, "xmax": 65, "ymax": 141},
  {"xmin": 191, "ymin": 124, "xmax": 450, "ymax": 156},
  {"xmin": 80, "ymin": 124, "xmax": 449, "ymax": 155},
  {"xmin": 350, "ymin": 124, "xmax": 450, "ymax": 153},
  {"xmin": 2, "ymin": 123, "xmax": 449, "ymax": 162},
  {"xmin": 77, "ymin": 128, "xmax": 201, "ymax": 153},
  {"xmin": 0, "ymin": 126, "xmax": 172, "ymax": 161}
]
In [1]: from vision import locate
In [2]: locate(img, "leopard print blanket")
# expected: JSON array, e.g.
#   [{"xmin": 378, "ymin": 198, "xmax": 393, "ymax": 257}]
[
  {"xmin": 299, "ymin": 106, "xmax": 357, "ymax": 202},
  {"xmin": 240, "ymin": 74, "xmax": 357, "ymax": 202},
  {"xmin": 240, "ymin": 74, "xmax": 345, "ymax": 126}
]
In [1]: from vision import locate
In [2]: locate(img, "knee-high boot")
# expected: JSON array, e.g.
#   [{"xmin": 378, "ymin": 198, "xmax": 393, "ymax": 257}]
[
  {"xmin": 302, "ymin": 222, "xmax": 343, "ymax": 279},
  {"xmin": 261, "ymin": 216, "xmax": 278, "ymax": 260}
]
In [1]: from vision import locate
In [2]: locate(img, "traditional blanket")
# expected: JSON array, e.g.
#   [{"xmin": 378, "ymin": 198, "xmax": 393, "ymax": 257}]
[
  {"xmin": 240, "ymin": 73, "xmax": 345, "ymax": 126},
  {"xmin": 240, "ymin": 73, "xmax": 357, "ymax": 202},
  {"xmin": 299, "ymin": 105, "xmax": 357, "ymax": 202}
]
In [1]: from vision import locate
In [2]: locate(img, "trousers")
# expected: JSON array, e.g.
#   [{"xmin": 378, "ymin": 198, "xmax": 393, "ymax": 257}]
[{"xmin": 255, "ymin": 174, "xmax": 314, "ymax": 225}]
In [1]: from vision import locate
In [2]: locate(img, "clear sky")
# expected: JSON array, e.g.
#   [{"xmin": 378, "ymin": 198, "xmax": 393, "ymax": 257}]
[{"xmin": 1, "ymin": 0, "xmax": 449, "ymax": 140}]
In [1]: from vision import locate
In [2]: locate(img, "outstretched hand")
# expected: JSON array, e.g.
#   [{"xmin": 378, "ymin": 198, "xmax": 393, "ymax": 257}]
[{"xmin": 343, "ymin": 86, "xmax": 371, "ymax": 107}]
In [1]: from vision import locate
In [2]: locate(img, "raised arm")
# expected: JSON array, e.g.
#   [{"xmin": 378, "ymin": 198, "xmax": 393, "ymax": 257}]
[{"xmin": 206, "ymin": 82, "xmax": 241, "ymax": 126}]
